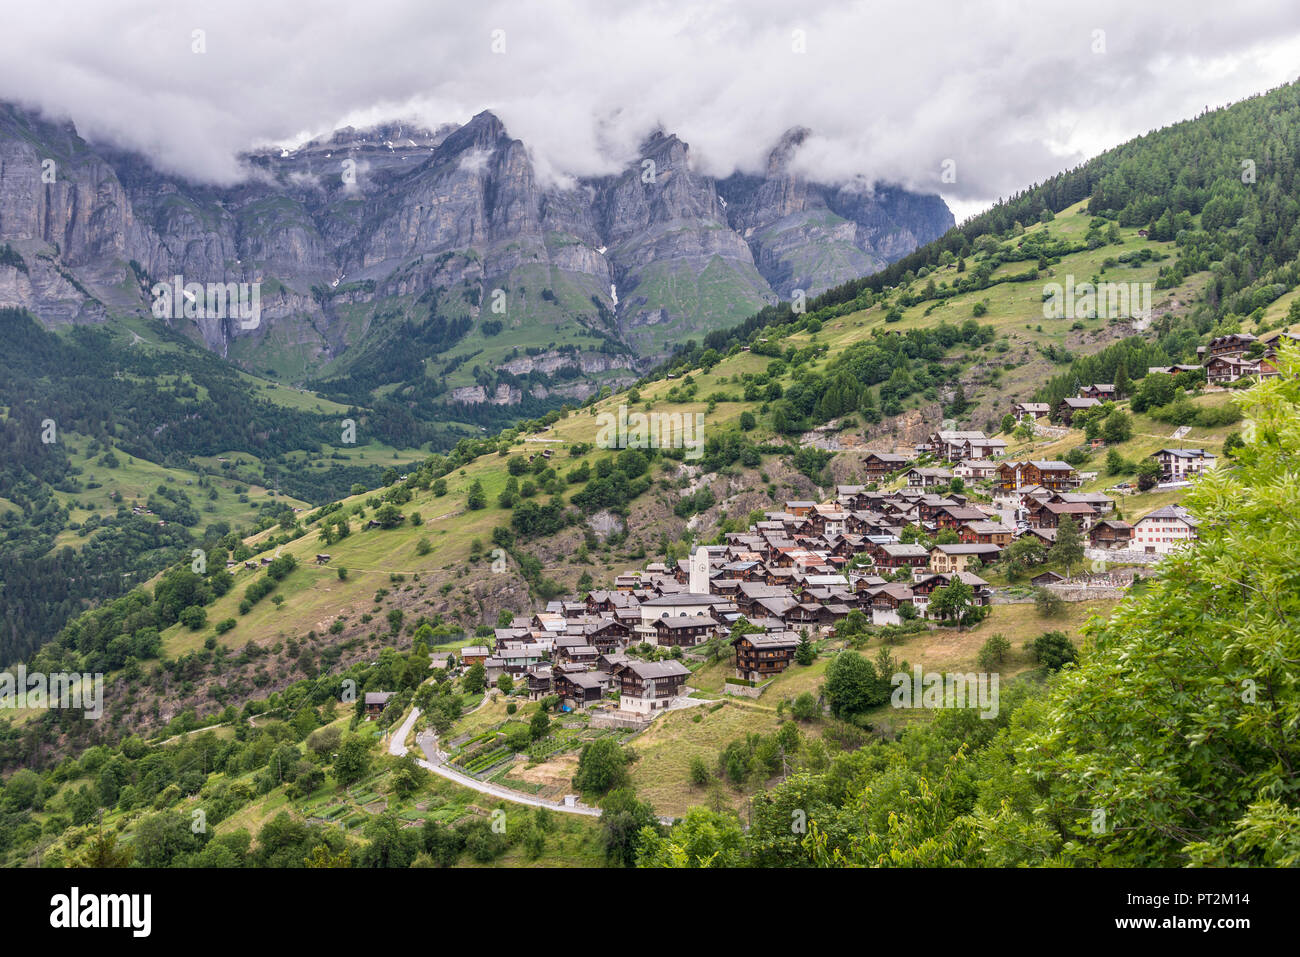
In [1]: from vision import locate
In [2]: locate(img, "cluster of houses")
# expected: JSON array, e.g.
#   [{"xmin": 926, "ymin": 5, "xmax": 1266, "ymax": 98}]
[
  {"xmin": 1032, "ymin": 331, "xmax": 1296, "ymax": 427},
  {"xmin": 445, "ymin": 443, "xmax": 1211, "ymax": 715},
  {"xmin": 424, "ymin": 333, "xmax": 1267, "ymax": 717},
  {"xmin": 1197, "ymin": 331, "xmax": 1297, "ymax": 386},
  {"xmin": 466, "ymin": 604, "xmax": 696, "ymax": 716}
]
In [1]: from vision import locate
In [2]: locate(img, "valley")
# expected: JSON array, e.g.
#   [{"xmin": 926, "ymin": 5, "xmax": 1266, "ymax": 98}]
[{"xmin": 1, "ymin": 73, "xmax": 1299, "ymax": 874}]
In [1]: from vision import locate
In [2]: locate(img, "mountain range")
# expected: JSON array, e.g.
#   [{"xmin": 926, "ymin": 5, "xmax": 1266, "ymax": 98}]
[{"xmin": 0, "ymin": 103, "xmax": 952, "ymax": 408}]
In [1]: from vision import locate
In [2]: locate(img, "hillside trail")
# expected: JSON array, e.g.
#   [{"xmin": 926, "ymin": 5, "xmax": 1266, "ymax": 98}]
[{"xmin": 387, "ymin": 704, "xmax": 673, "ymax": 824}]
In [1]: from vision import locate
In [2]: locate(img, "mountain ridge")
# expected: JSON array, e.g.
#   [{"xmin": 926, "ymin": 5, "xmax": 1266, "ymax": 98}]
[{"xmin": 0, "ymin": 103, "xmax": 953, "ymax": 408}]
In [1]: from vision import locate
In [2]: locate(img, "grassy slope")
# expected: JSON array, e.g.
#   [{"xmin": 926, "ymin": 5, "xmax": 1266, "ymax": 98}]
[
  {"xmin": 19, "ymin": 195, "xmax": 1226, "ymax": 823},
  {"xmin": 28, "ymin": 711, "xmax": 604, "ymax": 868},
  {"xmin": 41, "ymin": 432, "xmax": 308, "ymax": 554},
  {"xmin": 145, "ymin": 197, "xmax": 1213, "ymax": 662}
]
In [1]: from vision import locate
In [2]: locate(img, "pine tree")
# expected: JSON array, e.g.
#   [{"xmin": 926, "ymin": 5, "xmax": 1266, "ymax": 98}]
[
  {"xmin": 467, "ymin": 479, "xmax": 486, "ymax": 510},
  {"xmin": 1114, "ymin": 356, "xmax": 1130, "ymax": 398},
  {"xmin": 1050, "ymin": 514, "xmax": 1085, "ymax": 575},
  {"xmin": 795, "ymin": 629, "xmax": 816, "ymax": 666}
]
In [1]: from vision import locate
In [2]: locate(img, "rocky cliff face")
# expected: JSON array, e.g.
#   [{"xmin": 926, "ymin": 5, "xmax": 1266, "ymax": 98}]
[
  {"xmin": 0, "ymin": 101, "xmax": 953, "ymax": 404},
  {"xmin": 719, "ymin": 128, "xmax": 954, "ymax": 298}
]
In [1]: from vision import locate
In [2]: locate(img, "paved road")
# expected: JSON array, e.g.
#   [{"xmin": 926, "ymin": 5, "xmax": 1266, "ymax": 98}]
[{"xmin": 387, "ymin": 707, "xmax": 604, "ymax": 818}]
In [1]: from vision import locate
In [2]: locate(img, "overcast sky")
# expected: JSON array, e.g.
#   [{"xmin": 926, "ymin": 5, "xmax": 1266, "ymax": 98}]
[{"xmin": 3, "ymin": 0, "xmax": 1300, "ymax": 220}]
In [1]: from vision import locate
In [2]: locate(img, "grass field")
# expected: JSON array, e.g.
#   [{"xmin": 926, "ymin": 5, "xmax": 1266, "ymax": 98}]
[{"xmin": 45, "ymin": 432, "xmax": 308, "ymax": 554}]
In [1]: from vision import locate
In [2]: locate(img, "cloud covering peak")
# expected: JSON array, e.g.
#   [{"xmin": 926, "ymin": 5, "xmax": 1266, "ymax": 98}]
[{"xmin": 3, "ymin": 0, "xmax": 1298, "ymax": 219}]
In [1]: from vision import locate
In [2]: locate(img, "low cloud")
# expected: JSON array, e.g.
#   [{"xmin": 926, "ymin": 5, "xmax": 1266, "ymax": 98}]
[{"xmin": 2, "ymin": 0, "xmax": 1298, "ymax": 212}]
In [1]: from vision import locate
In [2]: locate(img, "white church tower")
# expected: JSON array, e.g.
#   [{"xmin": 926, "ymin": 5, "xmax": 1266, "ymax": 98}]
[{"xmin": 689, "ymin": 546, "xmax": 710, "ymax": 595}]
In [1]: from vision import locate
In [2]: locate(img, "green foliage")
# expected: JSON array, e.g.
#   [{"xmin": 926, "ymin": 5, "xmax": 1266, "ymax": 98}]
[
  {"xmin": 332, "ymin": 736, "xmax": 372, "ymax": 787},
  {"xmin": 997, "ymin": 348, "xmax": 1300, "ymax": 865},
  {"xmin": 466, "ymin": 479, "xmax": 486, "ymax": 510},
  {"xmin": 573, "ymin": 738, "xmax": 630, "ymax": 795},
  {"xmin": 823, "ymin": 651, "xmax": 890, "ymax": 719},
  {"xmin": 1048, "ymin": 514, "xmax": 1084, "ymax": 574},
  {"xmin": 977, "ymin": 633, "xmax": 1011, "ymax": 670},
  {"xmin": 462, "ymin": 662, "xmax": 487, "ymax": 695},
  {"xmin": 1033, "ymin": 586, "xmax": 1064, "ymax": 618},
  {"xmin": 794, "ymin": 630, "xmax": 816, "ymax": 665},
  {"xmin": 1031, "ymin": 631, "xmax": 1078, "ymax": 670},
  {"xmin": 637, "ymin": 807, "xmax": 746, "ymax": 867},
  {"xmin": 599, "ymin": 788, "xmax": 660, "ymax": 867}
]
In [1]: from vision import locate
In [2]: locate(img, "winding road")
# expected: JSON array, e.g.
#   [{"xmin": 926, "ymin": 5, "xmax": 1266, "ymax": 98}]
[{"xmin": 387, "ymin": 707, "xmax": 604, "ymax": 818}]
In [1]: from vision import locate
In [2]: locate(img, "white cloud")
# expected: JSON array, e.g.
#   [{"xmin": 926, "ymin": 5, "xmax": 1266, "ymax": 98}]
[{"xmin": 1, "ymin": 0, "xmax": 1297, "ymax": 208}]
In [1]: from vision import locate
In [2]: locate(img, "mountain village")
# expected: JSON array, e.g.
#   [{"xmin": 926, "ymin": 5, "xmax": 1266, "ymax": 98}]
[{"xmin": 409, "ymin": 337, "xmax": 1285, "ymax": 728}]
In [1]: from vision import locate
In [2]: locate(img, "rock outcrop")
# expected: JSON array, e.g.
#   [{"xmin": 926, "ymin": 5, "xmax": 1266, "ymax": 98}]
[{"xmin": 0, "ymin": 102, "xmax": 953, "ymax": 403}]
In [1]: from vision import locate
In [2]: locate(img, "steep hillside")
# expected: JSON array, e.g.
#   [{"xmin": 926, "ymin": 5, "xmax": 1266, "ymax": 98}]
[
  {"xmin": 7, "ymin": 81, "xmax": 1300, "ymax": 871},
  {"xmin": 0, "ymin": 103, "xmax": 952, "ymax": 421},
  {"xmin": 4, "ymin": 197, "xmax": 1209, "ymax": 750}
]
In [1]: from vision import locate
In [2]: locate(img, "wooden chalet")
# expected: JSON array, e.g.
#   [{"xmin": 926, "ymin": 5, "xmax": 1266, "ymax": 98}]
[
  {"xmin": 1056, "ymin": 397, "xmax": 1100, "ymax": 425},
  {"xmin": 652, "ymin": 615, "xmax": 717, "ymax": 647},
  {"xmin": 995, "ymin": 460, "xmax": 1079, "ymax": 492},
  {"xmin": 1089, "ymin": 520, "xmax": 1134, "ymax": 549},
  {"xmin": 613, "ymin": 660, "xmax": 692, "ymax": 713},
  {"xmin": 732, "ymin": 631, "xmax": 800, "ymax": 681},
  {"xmin": 553, "ymin": 671, "xmax": 604, "ymax": 708},
  {"xmin": 862, "ymin": 452, "xmax": 912, "ymax": 481}
]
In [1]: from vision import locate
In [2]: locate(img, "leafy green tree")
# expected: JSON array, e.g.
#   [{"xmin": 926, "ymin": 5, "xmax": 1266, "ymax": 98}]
[
  {"xmin": 791, "ymin": 691, "xmax": 820, "ymax": 721},
  {"xmin": 462, "ymin": 662, "xmax": 487, "ymax": 695},
  {"xmin": 929, "ymin": 578, "xmax": 975, "ymax": 630},
  {"xmin": 373, "ymin": 503, "xmax": 404, "ymax": 528},
  {"xmin": 1032, "ymin": 631, "xmax": 1078, "ymax": 670},
  {"xmin": 573, "ymin": 738, "xmax": 629, "ymax": 795},
  {"xmin": 132, "ymin": 811, "xmax": 202, "ymax": 867},
  {"xmin": 1101, "ymin": 409, "xmax": 1132, "ymax": 444},
  {"xmin": 529, "ymin": 709, "xmax": 550, "ymax": 741},
  {"xmin": 390, "ymin": 753, "xmax": 427, "ymax": 799},
  {"xmin": 1131, "ymin": 372, "xmax": 1176, "ymax": 413},
  {"xmin": 1034, "ymin": 586, "xmax": 1064, "ymax": 618},
  {"xmin": 333, "ymin": 736, "xmax": 371, "ymax": 787},
  {"xmin": 637, "ymin": 807, "xmax": 746, "ymax": 867},
  {"xmin": 688, "ymin": 756, "xmax": 711, "ymax": 787},
  {"xmin": 599, "ymin": 788, "xmax": 659, "ymax": 867},
  {"xmin": 179, "ymin": 605, "xmax": 207, "ymax": 630},
  {"xmin": 1136, "ymin": 459, "xmax": 1162, "ymax": 490},
  {"xmin": 977, "ymin": 633, "xmax": 1011, "ymax": 670},
  {"xmin": 824, "ymin": 651, "xmax": 886, "ymax": 719}
]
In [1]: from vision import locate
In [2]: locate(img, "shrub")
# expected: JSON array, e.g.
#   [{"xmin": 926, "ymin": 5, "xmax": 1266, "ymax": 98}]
[
  {"xmin": 1033, "ymin": 631, "xmax": 1078, "ymax": 670},
  {"xmin": 977, "ymin": 633, "xmax": 1011, "ymax": 670}
]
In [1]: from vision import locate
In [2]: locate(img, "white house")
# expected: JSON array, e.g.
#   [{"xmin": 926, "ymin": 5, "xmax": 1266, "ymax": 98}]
[
  {"xmin": 1152, "ymin": 449, "xmax": 1216, "ymax": 481},
  {"xmin": 1132, "ymin": 505, "xmax": 1199, "ymax": 554}
]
